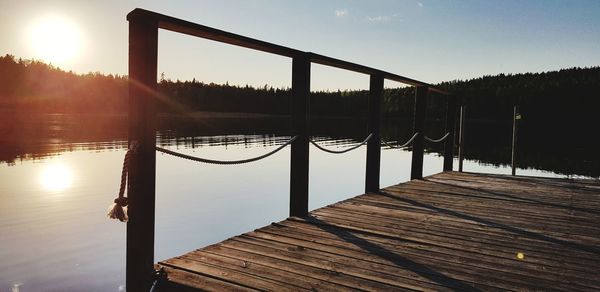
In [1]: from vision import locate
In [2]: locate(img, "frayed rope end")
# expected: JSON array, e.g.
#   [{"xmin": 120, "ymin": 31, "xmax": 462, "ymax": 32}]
[{"xmin": 107, "ymin": 197, "xmax": 128, "ymax": 222}]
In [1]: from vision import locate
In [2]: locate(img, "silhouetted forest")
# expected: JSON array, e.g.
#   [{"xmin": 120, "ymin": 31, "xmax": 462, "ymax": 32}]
[
  {"xmin": 439, "ymin": 68, "xmax": 600, "ymax": 124},
  {"xmin": 0, "ymin": 55, "xmax": 128, "ymax": 113},
  {"xmin": 2, "ymin": 54, "xmax": 598, "ymax": 123}
]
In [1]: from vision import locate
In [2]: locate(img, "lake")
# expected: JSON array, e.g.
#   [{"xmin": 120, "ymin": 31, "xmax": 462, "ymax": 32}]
[{"xmin": 0, "ymin": 112, "xmax": 595, "ymax": 291}]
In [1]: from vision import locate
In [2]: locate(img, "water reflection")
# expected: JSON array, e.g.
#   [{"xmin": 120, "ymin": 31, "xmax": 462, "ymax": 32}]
[
  {"xmin": 40, "ymin": 162, "xmax": 74, "ymax": 192},
  {"xmin": 2, "ymin": 112, "xmax": 595, "ymax": 291},
  {"xmin": 1, "ymin": 112, "xmax": 597, "ymax": 177}
]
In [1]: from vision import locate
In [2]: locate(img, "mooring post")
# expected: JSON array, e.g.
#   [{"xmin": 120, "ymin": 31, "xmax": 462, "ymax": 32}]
[
  {"xmin": 290, "ymin": 53, "xmax": 310, "ymax": 217},
  {"xmin": 410, "ymin": 86, "xmax": 428, "ymax": 180},
  {"xmin": 126, "ymin": 10, "xmax": 158, "ymax": 292},
  {"xmin": 365, "ymin": 73, "xmax": 383, "ymax": 193},
  {"xmin": 458, "ymin": 105, "xmax": 466, "ymax": 172},
  {"xmin": 511, "ymin": 105, "xmax": 519, "ymax": 176},
  {"xmin": 443, "ymin": 95, "xmax": 457, "ymax": 171}
]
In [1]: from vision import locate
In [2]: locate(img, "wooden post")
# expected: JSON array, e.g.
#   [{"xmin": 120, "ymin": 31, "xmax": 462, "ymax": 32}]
[
  {"xmin": 511, "ymin": 105, "xmax": 519, "ymax": 176},
  {"xmin": 410, "ymin": 86, "xmax": 428, "ymax": 180},
  {"xmin": 365, "ymin": 73, "xmax": 383, "ymax": 193},
  {"xmin": 290, "ymin": 53, "xmax": 310, "ymax": 217},
  {"xmin": 443, "ymin": 95, "xmax": 457, "ymax": 171},
  {"xmin": 458, "ymin": 105, "xmax": 466, "ymax": 172},
  {"xmin": 127, "ymin": 11, "xmax": 158, "ymax": 292}
]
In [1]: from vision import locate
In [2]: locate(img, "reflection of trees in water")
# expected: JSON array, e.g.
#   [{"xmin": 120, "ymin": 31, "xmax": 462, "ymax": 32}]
[
  {"xmin": 1, "ymin": 113, "xmax": 597, "ymax": 177},
  {"xmin": 451, "ymin": 119, "xmax": 599, "ymax": 177},
  {"xmin": 0, "ymin": 112, "xmax": 128, "ymax": 165}
]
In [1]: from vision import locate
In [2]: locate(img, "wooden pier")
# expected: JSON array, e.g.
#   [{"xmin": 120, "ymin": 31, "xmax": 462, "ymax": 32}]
[
  {"xmin": 155, "ymin": 171, "xmax": 600, "ymax": 291},
  {"xmin": 123, "ymin": 9, "xmax": 599, "ymax": 291}
]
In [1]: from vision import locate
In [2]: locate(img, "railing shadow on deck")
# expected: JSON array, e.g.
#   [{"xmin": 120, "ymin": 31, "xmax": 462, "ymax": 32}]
[
  {"xmin": 424, "ymin": 176, "xmax": 600, "ymax": 216},
  {"xmin": 304, "ymin": 216, "xmax": 482, "ymax": 291},
  {"xmin": 471, "ymin": 172, "xmax": 600, "ymax": 193},
  {"xmin": 377, "ymin": 190, "xmax": 600, "ymax": 255}
]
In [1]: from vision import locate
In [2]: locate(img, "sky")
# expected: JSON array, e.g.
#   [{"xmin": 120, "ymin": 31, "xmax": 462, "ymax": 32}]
[{"xmin": 1, "ymin": 0, "xmax": 599, "ymax": 90}]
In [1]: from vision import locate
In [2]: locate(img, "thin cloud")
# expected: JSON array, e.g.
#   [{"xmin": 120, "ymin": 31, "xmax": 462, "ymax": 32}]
[
  {"xmin": 335, "ymin": 9, "xmax": 348, "ymax": 17},
  {"xmin": 367, "ymin": 15, "xmax": 391, "ymax": 22},
  {"xmin": 418, "ymin": 2, "xmax": 424, "ymax": 8}
]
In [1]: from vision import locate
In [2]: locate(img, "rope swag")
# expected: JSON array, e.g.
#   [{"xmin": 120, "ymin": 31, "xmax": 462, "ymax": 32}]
[
  {"xmin": 381, "ymin": 132, "xmax": 419, "ymax": 149},
  {"xmin": 310, "ymin": 133, "xmax": 373, "ymax": 154},
  {"xmin": 425, "ymin": 132, "xmax": 450, "ymax": 143},
  {"xmin": 107, "ymin": 141, "xmax": 139, "ymax": 222},
  {"xmin": 155, "ymin": 136, "xmax": 297, "ymax": 165}
]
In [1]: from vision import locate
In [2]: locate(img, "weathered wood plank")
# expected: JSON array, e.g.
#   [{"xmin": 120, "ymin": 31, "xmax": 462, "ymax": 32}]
[
  {"xmin": 157, "ymin": 266, "xmax": 257, "ymax": 291},
  {"xmin": 256, "ymin": 223, "xmax": 600, "ymax": 290},
  {"xmin": 201, "ymin": 245, "xmax": 404, "ymax": 291},
  {"xmin": 218, "ymin": 237, "xmax": 419, "ymax": 291},
  {"xmin": 276, "ymin": 219, "xmax": 598, "ymax": 273},
  {"xmin": 157, "ymin": 172, "xmax": 600, "ymax": 291},
  {"xmin": 307, "ymin": 209, "xmax": 600, "ymax": 267},
  {"xmin": 236, "ymin": 232, "xmax": 468, "ymax": 291},
  {"xmin": 314, "ymin": 203, "xmax": 600, "ymax": 247},
  {"xmin": 161, "ymin": 256, "xmax": 304, "ymax": 291},
  {"xmin": 181, "ymin": 250, "xmax": 347, "ymax": 291},
  {"xmin": 242, "ymin": 229, "xmax": 567, "ymax": 291}
]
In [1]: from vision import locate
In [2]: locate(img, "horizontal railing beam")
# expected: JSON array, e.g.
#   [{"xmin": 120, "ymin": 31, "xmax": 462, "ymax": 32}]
[
  {"xmin": 309, "ymin": 53, "xmax": 448, "ymax": 94},
  {"xmin": 127, "ymin": 8, "xmax": 449, "ymax": 95},
  {"xmin": 308, "ymin": 53, "xmax": 380, "ymax": 76},
  {"xmin": 127, "ymin": 8, "xmax": 301, "ymax": 58}
]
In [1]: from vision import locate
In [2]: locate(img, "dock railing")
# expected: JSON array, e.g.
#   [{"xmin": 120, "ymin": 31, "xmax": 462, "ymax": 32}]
[{"xmin": 126, "ymin": 8, "xmax": 456, "ymax": 290}]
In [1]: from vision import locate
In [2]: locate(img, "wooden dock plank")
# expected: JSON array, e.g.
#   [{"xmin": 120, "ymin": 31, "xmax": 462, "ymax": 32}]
[
  {"xmin": 312, "ymin": 203, "xmax": 600, "ymax": 253},
  {"xmin": 273, "ymin": 219, "xmax": 597, "ymax": 279},
  {"xmin": 200, "ymin": 245, "xmax": 403, "ymax": 291},
  {"xmin": 256, "ymin": 222, "xmax": 600, "ymax": 290},
  {"xmin": 241, "ymin": 229, "xmax": 553, "ymax": 291},
  {"xmin": 157, "ymin": 266, "xmax": 258, "ymax": 291},
  {"xmin": 312, "ymin": 202, "xmax": 600, "ymax": 269},
  {"xmin": 181, "ymin": 251, "xmax": 350, "ymax": 291},
  {"xmin": 156, "ymin": 171, "xmax": 600, "ymax": 291},
  {"xmin": 162, "ymin": 256, "xmax": 306, "ymax": 291}
]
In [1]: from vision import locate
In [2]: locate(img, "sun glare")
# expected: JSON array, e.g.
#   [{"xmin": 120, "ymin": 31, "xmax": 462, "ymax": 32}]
[
  {"xmin": 28, "ymin": 15, "xmax": 83, "ymax": 66},
  {"xmin": 40, "ymin": 162, "xmax": 74, "ymax": 192}
]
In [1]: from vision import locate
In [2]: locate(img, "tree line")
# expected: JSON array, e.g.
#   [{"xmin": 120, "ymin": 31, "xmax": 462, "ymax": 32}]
[
  {"xmin": 1, "ymin": 54, "xmax": 599, "ymax": 126},
  {"xmin": 0, "ymin": 54, "xmax": 128, "ymax": 113},
  {"xmin": 439, "ymin": 67, "xmax": 600, "ymax": 124}
]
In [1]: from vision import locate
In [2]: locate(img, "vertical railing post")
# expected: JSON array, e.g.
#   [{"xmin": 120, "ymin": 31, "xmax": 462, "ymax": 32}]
[
  {"xmin": 290, "ymin": 53, "xmax": 310, "ymax": 217},
  {"xmin": 443, "ymin": 95, "xmax": 457, "ymax": 171},
  {"xmin": 410, "ymin": 86, "xmax": 428, "ymax": 180},
  {"xmin": 458, "ymin": 105, "xmax": 466, "ymax": 172},
  {"xmin": 365, "ymin": 73, "xmax": 384, "ymax": 193},
  {"xmin": 511, "ymin": 105, "xmax": 519, "ymax": 176},
  {"xmin": 127, "ymin": 11, "xmax": 158, "ymax": 292}
]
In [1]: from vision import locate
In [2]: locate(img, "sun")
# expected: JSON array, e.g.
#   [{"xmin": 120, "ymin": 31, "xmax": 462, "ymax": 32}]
[
  {"xmin": 28, "ymin": 15, "xmax": 83, "ymax": 66},
  {"xmin": 40, "ymin": 162, "xmax": 74, "ymax": 192}
]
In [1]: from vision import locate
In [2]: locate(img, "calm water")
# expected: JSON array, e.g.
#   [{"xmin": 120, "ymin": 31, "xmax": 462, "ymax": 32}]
[{"xmin": 0, "ymin": 113, "xmax": 592, "ymax": 291}]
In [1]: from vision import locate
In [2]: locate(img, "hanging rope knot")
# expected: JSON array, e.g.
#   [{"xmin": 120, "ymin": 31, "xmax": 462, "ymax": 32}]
[
  {"xmin": 113, "ymin": 197, "xmax": 128, "ymax": 207},
  {"xmin": 107, "ymin": 141, "xmax": 139, "ymax": 222}
]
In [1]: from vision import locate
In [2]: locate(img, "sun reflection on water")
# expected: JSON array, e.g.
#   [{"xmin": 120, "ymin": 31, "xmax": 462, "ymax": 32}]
[{"xmin": 40, "ymin": 162, "xmax": 74, "ymax": 192}]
